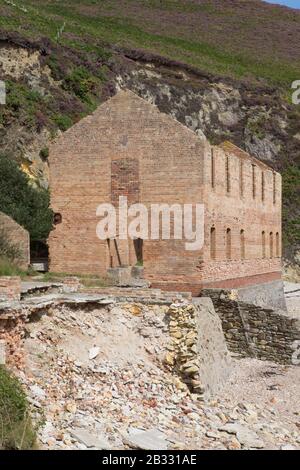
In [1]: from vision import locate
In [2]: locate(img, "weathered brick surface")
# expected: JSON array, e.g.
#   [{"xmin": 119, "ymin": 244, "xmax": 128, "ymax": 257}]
[
  {"xmin": 0, "ymin": 276, "xmax": 21, "ymax": 301},
  {"xmin": 62, "ymin": 277, "xmax": 81, "ymax": 293},
  {"xmin": 48, "ymin": 90, "xmax": 282, "ymax": 291},
  {"xmin": 201, "ymin": 142, "xmax": 282, "ymax": 290},
  {"xmin": 0, "ymin": 211, "xmax": 30, "ymax": 269}
]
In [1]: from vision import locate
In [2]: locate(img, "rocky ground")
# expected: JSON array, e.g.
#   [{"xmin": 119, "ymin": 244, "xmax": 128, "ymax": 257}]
[{"xmin": 15, "ymin": 299, "xmax": 299, "ymax": 451}]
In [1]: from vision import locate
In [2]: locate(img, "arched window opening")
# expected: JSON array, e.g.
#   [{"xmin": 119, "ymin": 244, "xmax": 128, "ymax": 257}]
[
  {"xmin": 211, "ymin": 149, "xmax": 215, "ymax": 189},
  {"xmin": 261, "ymin": 171, "xmax": 265, "ymax": 202},
  {"xmin": 240, "ymin": 229, "xmax": 245, "ymax": 260},
  {"xmin": 270, "ymin": 232, "xmax": 274, "ymax": 259},
  {"xmin": 53, "ymin": 213, "xmax": 62, "ymax": 225},
  {"xmin": 276, "ymin": 232, "xmax": 280, "ymax": 258},
  {"xmin": 134, "ymin": 238, "xmax": 143, "ymax": 265},
  {"xmin": 262, "ymin": 231, "xmax": 266, "ymax": 259},
  {"xmin": 240, "ymin": 160, "xmax": 244, "ymax": 197},
  {"xmin": 226, "ymin": 155, "xmax": 230, "ymax": 193},
  {"xmin": 210, "ymin": 227, "xmax": 216, "ymax": 260},
  {"xmin": 252, "ymin": 164, "xmax": 256, "ymax": 199},
  {"xmin": 226, "ymin": 228, "xmax": 232, "ymax": 260},
  {"xmin": 30, "ymin": 241, "xmax": 49, "ymax": 272}
]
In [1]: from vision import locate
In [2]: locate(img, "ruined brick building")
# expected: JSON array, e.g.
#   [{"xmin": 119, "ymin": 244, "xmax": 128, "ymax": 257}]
[
  {"xmin": 48, "ymin": 90, "xmax": 282, "ymax": 297},
  {"xmin": 0, "ymin": 211, "xmax": 30, "ymax": 270}
]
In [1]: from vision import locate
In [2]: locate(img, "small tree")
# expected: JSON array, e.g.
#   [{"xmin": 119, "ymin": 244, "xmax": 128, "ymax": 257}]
[
  {"xmin": 0, "ymin": 365, "xmax": 36, "ymax": 450},
  {"xmin": 0, "ymin": 154, "xmax": 53, "ymax": 240}
]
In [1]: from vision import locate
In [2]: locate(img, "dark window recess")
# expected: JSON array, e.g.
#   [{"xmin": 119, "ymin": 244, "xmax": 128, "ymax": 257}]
[
  {"xmin": 226, "ymin": 228, "xmax": 232, "ymax": 260},
  {"xmin": 134, "ymin": 238, "xmax": 143, "ymax": 264},
  {"xmin": 30, "ymin": 240, "xmax": 49, "ymax": 262},
  {"xmin": 54, "ymin": 213, "xmax": 62, "ymax": 225}
]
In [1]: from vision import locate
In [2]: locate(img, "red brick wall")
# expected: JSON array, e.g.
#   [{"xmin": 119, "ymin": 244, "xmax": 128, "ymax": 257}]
[
  {"xmin": 200, "ymin": 142, "xmax": 282, "ymax": 289},
  {"xmin": 0, "ymin": 276, "xmax": 21, "ymax": 301},
  {"xmin": 48, "ymin": 90, "xmax": 282, "ymax": 291},
  {"xmin": 0, "ymin": 212, "xmax": 30, "ymax": 269},
  {"xmin": 110, "ymin": 157, "xmax": 140, "ymax": 267},
  {"xmin": 49, "ymin": 90, "xmax": 206, "ymax": 281}
]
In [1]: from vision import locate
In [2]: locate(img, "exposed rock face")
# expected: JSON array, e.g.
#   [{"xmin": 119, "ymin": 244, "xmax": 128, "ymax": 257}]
[
  {"xmin": 0, "ymin": 41, "xmax": 292, "ymax": 185},
  {"xmin": 0, "ymin": 43, "xmax": 53, "ymax": 86},
  {"xmin": 0, "ymin": 42, "xmax": 57, "ymax": 186},
  {"xmin": 117, "ymin": 61, "xmax": 287, "ymax": 165}
]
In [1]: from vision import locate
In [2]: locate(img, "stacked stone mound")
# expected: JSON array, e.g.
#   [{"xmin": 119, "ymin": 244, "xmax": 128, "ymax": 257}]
[{"xmin": 165, "ymin": 299, "xmax": 231, "ymax": 397}]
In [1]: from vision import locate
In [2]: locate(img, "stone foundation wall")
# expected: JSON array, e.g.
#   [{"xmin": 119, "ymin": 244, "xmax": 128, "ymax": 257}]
[
  {"xmin": 165, "ymin": 299, "xmax": 231, "ymax": 396},
  {"xmin": 202, "ymin": 288, "xmax": 300, "ymax": 365}
]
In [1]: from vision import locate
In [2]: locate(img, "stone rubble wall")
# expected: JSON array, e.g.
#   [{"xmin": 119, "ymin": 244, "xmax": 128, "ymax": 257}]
[
  {"xmin": 165, "ymin": 299, "xmax": 231, "ymax": 396},
  {"xmin": 202, "ymin": 289, "xmax": 300, "ymax": 365}
]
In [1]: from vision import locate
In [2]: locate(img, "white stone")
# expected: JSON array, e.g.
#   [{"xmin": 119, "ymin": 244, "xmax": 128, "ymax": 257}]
[
  {"xmin": 89, "ymin": 347, "xmax": 100, "ymax": 360},
  {"xmin": 70, "ymin": 428, "xmax": 111, "ymax": 449},
  {"xmin": 122, "ymin": 427, "xmax": 169, "ymax": 450},
  {"xmin": 30, "ymin": 384, "xmax": 46, "ymax": 400}
]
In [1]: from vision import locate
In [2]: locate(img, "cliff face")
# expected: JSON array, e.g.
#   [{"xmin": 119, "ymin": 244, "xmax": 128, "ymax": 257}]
[
  {"xmin": 0, "ymin": 40, "xmax": 294, "ymax": 180},
  {"xmin": 0, "ymin": 0, "xmax": 299, "ymax": 268}
]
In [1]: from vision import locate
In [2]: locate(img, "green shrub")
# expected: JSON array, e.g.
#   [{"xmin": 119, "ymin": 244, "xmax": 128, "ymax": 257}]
[
  {"xmin": 0, "ymin": 154, "xmax": 53, "ymax": 241},
  {"xmin": 4, "ymin": 81, "xmax": 44, "ymax": 128},
  {"xmin": 52, "ymin": 113, "xmax": 73, "ymax": 131},
  {"xmin": 39, "ymin": 147, "xmax": 49, "ymax": 161},
  {"xmin": 63, "ymin": 66, "xmax": 93, "ymax": 101},
  {"xmin": 0, "ymin": 257, "xmax": 27, "ymax": 278},
  {"xmin": 0, "ymin": 366, "xmax": 36, "ymax": 450}
]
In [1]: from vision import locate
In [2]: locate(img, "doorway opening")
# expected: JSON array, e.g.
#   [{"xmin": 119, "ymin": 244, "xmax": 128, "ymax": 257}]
[{"xmin": 134, "ymin": 238, "xmax": 143, "ymax": 265}]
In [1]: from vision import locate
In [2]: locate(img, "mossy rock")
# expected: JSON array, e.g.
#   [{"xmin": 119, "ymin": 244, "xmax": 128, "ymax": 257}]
[{"xmin": 0, "ymin": 366, "xmax": 36, "ymax": 450}]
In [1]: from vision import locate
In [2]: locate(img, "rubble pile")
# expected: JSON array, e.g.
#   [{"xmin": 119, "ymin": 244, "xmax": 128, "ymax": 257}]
[{"xmin": 11, "ymin": 302, "xmax": 299, "ymax": 450}]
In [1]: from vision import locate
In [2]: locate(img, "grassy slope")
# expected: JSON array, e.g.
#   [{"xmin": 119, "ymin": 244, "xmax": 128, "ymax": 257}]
[{"xmin": 1, "ymin": 0, "xmax": 300, "ymax": 86}]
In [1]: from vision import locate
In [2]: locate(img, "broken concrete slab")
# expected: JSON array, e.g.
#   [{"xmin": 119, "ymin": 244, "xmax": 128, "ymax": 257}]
[
  {"xmin": 88, "ymin": 347, "xmax": 100, "ymax": 360},
  {"xmin": 70, "ymin": 428, "xmax": 111, "ymax": 450},
  {"xmin": 122, "ymin": 427, "xmax": 169, "ymax": 450},
  {"xmin": 219, "ymin": 423, "xmax": 264, "ymax": 449}
]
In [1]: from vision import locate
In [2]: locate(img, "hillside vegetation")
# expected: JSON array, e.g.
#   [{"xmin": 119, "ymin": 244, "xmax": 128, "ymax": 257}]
[{"xmin": 1, "ymin": 0, "xmax": 300, "ymax": 86}]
